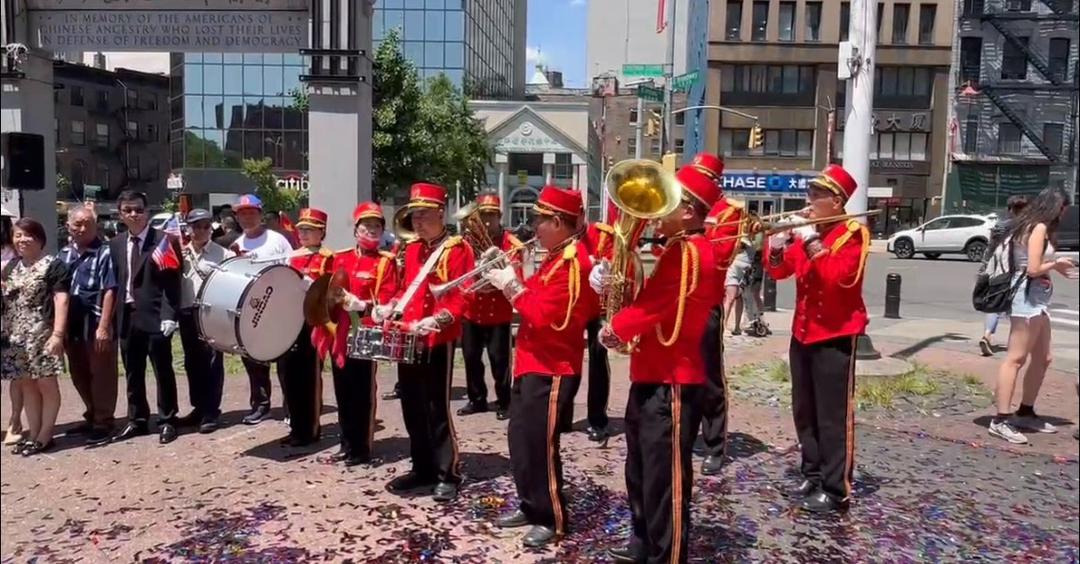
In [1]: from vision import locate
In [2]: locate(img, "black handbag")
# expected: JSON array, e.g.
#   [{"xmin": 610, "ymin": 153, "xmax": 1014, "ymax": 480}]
[{"xmin": 972, "ymin": 241, "xmax": 1024, "ymax": 314}]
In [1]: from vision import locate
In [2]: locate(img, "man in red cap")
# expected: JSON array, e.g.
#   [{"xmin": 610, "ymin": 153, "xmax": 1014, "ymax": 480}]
[
  {"xmin": 579, "ymin": 204, "xmax": 615, "ymax": 442},
  {"xmin": 596, "ymin": 167, "xmax": 721, "ymax": 564},
  {"xmin": 765, "ymin": 163, "xmax": 869, "ymax": 514},
  {"xmin": 481, "ymin": 186, "xmax": 599, "ymax": 548},
  {"xmin": 373, "ymin": 182, "xmax": 475, "ymax": 502},
  {"xmin": 320, "ymin": 202, "xmax": 399, "ymax": 466},
  {"xmin": 458, "ymin": 191, "xmax": 523, "ymax": 421}
]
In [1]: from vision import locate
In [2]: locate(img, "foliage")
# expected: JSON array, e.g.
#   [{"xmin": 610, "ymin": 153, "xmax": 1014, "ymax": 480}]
[
  {"xmin": 241, "ymin": 157, "xmax": 304, "ymax": 213},
  {"xmin": 415, "ymin": 74, "xmax": 491, "ymax": 201},
  {"xmin": 288, "ymin": 87, "xmax": 310, "ymax": 113},
  {"xmin": 182, "ymin": 131, "xmax": 239, "ymax": 168},
  {"xmin": 56, "ymin": 173, "xmax": 71, "ymax": 199}
]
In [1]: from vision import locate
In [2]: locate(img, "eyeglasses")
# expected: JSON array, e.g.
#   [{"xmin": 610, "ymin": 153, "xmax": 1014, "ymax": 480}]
[{"xmin": 120, "ymin": 207, "xmax": 146, "ymax": 215}]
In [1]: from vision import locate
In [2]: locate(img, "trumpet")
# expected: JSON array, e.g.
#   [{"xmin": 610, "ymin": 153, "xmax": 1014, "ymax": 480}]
[
  {"xmin": 430, "ymin": 237, "xmax": 536, "ymax": 299},
  {"xmin": 709, "ymin": 210, "xmax": 881, "ymax": 243},
  {"xmin": 707, "ymin": 207, "xmax": 811, "ymax": 230}
]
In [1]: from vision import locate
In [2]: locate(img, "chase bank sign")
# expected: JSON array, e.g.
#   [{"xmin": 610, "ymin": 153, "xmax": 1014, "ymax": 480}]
[{"xmin": 720, "ymin": 171, "xmax": 813, "ymax": 194}]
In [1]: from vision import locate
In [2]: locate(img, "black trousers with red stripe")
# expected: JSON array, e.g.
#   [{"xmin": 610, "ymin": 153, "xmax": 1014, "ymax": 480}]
[
  {"xmin": 625, "ymin": 382, "xmax": 704, "ymax": 564},
  {"xmin": 461, "ymin": 321, "xmax": 512, "ymax": 409},
  {"xmin": 398, "ymin": 343, "xmax": 460, "ymax": 483},
  {"xmin": 281, "ymin": 325, "xmax": 322, "ymax": 443},
  {"xmin": 508, "ymin": 373, "xmax": 580, "ymax": 533},
  {"xmin": 699, "ymin": 306, "xmax": 728, "ymax": 457},
  {"xmin": 788, "ymin": 335, "xmax": 857, "ymax": 500},
  {"xmin": 331, "ymin": 357, "xmax": 377, "ymax": 459}
]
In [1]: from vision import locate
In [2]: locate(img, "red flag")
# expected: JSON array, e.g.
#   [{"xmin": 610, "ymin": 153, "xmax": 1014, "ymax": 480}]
[{"xmin": 278, "ymin": 211, "xmax": 300, "ymax": 249}]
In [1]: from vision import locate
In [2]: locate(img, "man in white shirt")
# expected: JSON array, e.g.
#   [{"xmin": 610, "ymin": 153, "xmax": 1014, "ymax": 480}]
[
  {"xmin": 177, "ymin": 208, "xmax": 234, "ymax": 433},
  {"xmin": 231, "ymin": 194, "xmax": 294, "ymax": 425}
]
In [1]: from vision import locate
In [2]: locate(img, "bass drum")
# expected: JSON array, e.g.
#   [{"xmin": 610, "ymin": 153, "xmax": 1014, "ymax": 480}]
[{"xmin": 195, "ymin": 255, "xmax": 305, "ymax": 362}]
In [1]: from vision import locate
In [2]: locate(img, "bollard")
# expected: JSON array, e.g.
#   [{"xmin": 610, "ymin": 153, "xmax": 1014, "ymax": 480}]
[
  {"xmin": 763, "ymin": 273, "xmax": 777, "ymax": 312},
  {"xmin": 884, "ymin": 272, "xmax": 902, "ymax": 319}
]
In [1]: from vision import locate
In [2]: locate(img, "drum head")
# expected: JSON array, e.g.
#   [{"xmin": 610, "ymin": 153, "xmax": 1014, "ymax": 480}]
[{"xmin": 236, "ymin": 265, "xmax": 305, "ymax": 361}]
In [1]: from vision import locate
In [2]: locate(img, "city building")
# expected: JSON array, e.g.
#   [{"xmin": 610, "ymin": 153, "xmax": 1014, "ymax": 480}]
[
  {"xmin": 946, "ymin": 0, "xmax": 1078, "ymax": 210},
  {"xmin": 590, "ymin": 89, "xmax": 689, "ymax": 166},
  {"xmin": 702, "ymin": 0, "xmax": 955, "ymax": 235},
  {"xmin": 53, "ymin": 61, "xmax": 170, "ymax": 208},
  {"xmin": 586, "ymin": 0, "xmax": 690, "ymax": 82},
  {"xmin": 373, "ymin": 0, "xmax": 527, "ymax": 99}
]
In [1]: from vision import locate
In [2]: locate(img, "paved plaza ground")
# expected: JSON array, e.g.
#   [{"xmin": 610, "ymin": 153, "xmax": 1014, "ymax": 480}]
[{"xmin": 1, "ymin": 333, "xmax": 1078, "ymax": 563}]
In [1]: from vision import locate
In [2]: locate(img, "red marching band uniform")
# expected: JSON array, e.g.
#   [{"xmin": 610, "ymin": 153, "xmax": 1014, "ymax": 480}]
[
  {"xmin": 764, "ymin": 163, "xmax": 869, "ymax": 513},
  {"xmin": 603, "ymin": 165, "xmax": 722, "ymax": 564},
  {"xmin": 284, "ymin": 208, "xmax": 334, "ymax": 446},
  {"xmin": 389, "ymin": 182, "xmax": 476, "ymax": 498}
]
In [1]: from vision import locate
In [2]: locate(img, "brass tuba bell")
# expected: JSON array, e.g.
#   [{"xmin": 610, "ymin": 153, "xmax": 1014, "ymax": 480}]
[{"xmin": 393, "ymin": 205, "xmax": 419, "ymax": 245}]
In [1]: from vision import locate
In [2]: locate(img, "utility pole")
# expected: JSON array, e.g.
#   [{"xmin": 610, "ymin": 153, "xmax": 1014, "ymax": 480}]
[
  {"xmin": 635, "ymin": 95, "xmax": 645, "ymax": 159},
  {"xmin": 841, "ymin": 0, "xmax": 877, "ymax": 222},
  {"xmin": 662, "ymin": 0, "xmax": 677, "ymax": 153}
]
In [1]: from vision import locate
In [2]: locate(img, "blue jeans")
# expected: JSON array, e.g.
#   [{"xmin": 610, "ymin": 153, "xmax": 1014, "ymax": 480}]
[{"xmin": 984, "ymin": 312, "xmax": 1003, "ymax": 336}]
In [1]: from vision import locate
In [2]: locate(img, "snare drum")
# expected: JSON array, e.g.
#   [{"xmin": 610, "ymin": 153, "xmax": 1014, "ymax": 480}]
[
  {"xmin": 195, "ymin": 255, "xmax": 306, "ymax": 362},
  {"xmin": 347, "ymin": 327, "xmax": 427, "ymax": 364}
]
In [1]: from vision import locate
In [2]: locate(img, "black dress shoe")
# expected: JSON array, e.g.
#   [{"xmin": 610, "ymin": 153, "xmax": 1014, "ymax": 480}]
[
  {"xmin": 85, "ymin": 429, "xmax": 113, "ymax": 446},
  {"xmin": 785, "ymin": 479, "xmax": 818, "ymax": 499},
  {"xmin": 112, "ymin": 422, "xmax": 150, "ymax": 443},
  {"xmin": 496, "ymin": 408, "xmax": 510, "ymax": 421},
  {"xmin": 586, "ymin": 426, "xmax": 609, "ymax": 443},
  {"xmin": 158, "ymin": 423, "xmax": 178, "ymax": 444},
  {"xmin": 432, "ymin": 481, "xmax": 459, "ymax": 502},
  {"xmin": 242, "ymin": 407, "xmax": 270, "ymax": 425},
  {"xmin": 701, "ymin": 455, "xmax": 725, "ymax": 476},
  {"xmin": 799, "ymin": 491, "xmax": 848, "ymax": 514},
  {"xmin": 65, "ymin": 422, "xmax": 93, "ymax": 436},
  {"xmin": 495, "ymin": 509, "xmax": 529, "ymax": 529},
  {"xmin": 522, "ymin": 525, "xmax": 557, "ymax": 548},
  {"xmin": 386, "ymin": 472, "xmax": 438, "ymax": 493},
  {"xmin": 198, "ymin": 419, "xmax": 219, "ymax": 434},
  {"xmin": 344, "ymin": 455, "xmax": 371, "ymax": 467},
  {"xmin": 456, "ymin": 401, "xmax": 489, "ymax": 416},
  {"xmin": 608, "ymin": 546, "xmax": 645, "ymax": 563},
  {"xmin": 175, "ymin": 411, "xmax": 202, "ymax": 428}
]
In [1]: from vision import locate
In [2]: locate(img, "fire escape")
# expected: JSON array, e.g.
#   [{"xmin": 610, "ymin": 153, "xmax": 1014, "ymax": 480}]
[
  {"xmin": 963, "ymin": 0, "xmax": 1079, "ymax": 162},
  {"xmin": 112, "ymin": 83, "xmax": 152, "ymax": 193}
]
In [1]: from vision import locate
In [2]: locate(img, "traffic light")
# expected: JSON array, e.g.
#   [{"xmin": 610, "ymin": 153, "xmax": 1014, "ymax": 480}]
[
  {"xmin": 661, "ymin": 153, "xmax": 677, "ymax": 173},
  {"xmin": 748, "ymin": 123, "xmax": 765, "ymax": 149},
  {"xmin": 645, "ymin": 110, "xmax": 662, "ymax": 137}
]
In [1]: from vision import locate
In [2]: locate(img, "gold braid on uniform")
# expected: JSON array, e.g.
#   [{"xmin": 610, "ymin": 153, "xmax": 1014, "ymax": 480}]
[
  {"xmin": 543, "ymin": 243, "xmax": 581, "ymax": 332},
  {"xmin": 436, "ymin": 236, "xmax": 462, "ymax": 282},
  {"xmin": 374, "ymin": 253, "xmax": 392, "ymax": 300},
  {"xmin": 829, "ymin": 220, "xmax": 871, "ymax": 288},
  {"xmin": 656, "ymin": 238, "xmax": 700, "ymax": 346}
]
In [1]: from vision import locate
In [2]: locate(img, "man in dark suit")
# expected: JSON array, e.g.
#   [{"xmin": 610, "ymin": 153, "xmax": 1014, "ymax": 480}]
[{"xmin": 109, "ymin": 190, "xmax": 183, "ymax": 444}]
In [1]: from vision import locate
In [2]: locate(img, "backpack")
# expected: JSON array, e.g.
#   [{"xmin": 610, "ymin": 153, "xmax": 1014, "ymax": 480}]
[{"xmin": 972, "ymin": 239, "xmax": 1024, "ymax": 314}]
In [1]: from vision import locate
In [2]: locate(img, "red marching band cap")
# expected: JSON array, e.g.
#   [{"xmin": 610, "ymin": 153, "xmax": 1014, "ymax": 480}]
[
  {"xmin": 476, "ymin": 192, "xmax": 501, "ymax": 212},
  {"xmin": 352, "ymin": 201, "xmax": 385, "ymax": 225},
  {"xmin": 811, "ymin": 164, "xmax": 858, "ymax": 201},
  {"xmin": 407, "ymin": 182, "xmax": 449, "ymax": 209},
  {"xmin": 296, "ymin": 207, "xmax": 328, "ymax": 229},
  {"xmin": 688, "ymin": 152, "xmax": 724, "ymax": 184},
  {"xmin": 534, "ymin": 185, "xmax": 583, "ymax": 217},
  {"xmin": 675, "ymin": 166, "xmax": 722, "ymax": 209}
]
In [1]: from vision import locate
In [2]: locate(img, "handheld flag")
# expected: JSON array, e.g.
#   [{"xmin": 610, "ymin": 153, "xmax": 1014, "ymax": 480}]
[
  {"xmin": 279, "ymin": 211, "xmax": 300, "ymax": 249},
  {"xmin": 152, "ymin": 215, "xmax": 182, "ymax": 271}
]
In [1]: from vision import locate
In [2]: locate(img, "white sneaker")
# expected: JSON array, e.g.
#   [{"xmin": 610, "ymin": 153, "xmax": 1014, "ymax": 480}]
[
  {"xmin": 1011, "ymin": 414, "xmax": 1058, "ymax": 434},
  {"xmin": 989, "ymin": 420, "xmax": 1029, "ymax": 444}
]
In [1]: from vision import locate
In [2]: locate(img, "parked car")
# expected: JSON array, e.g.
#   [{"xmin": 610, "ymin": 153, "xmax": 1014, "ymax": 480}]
[
  {"xmin": 887, "ymin": 214, "xmax": 995, "ymax": 261},
  {"xmin": 1057, "ymin": 205, "xmax": 1079, "ymax": 251}
]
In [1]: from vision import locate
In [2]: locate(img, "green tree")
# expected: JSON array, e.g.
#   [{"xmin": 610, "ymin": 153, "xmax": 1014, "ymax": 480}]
[
  {"xmin": 241, "ymin": 157, "xmax": 304, "ymax": 213},
  {"xmin": 183, "ymin": 131, "xmax": 227, "ymax": 168},
  {"xmin": 416, "ymin": 74, "xmax": 491, "ymax": 201}
]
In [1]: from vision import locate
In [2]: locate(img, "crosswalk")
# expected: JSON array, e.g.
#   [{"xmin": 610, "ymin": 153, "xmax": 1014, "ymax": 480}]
[{"xmin": 1051, "ymin": 308, "xmax": 1079, "ymax": 329}]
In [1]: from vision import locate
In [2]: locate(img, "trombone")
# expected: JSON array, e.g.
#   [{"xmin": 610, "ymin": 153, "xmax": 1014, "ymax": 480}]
[
  {"xmin": 430, "ymin": 237, "xmax": 536, "ymax": 298},
  {"xmin": 707, "ymin": 206, "xmax": 810, "ymax": 229},
  {"xmin": 710, "ymin": 210, "xmax": 881, "ymax": 243}
]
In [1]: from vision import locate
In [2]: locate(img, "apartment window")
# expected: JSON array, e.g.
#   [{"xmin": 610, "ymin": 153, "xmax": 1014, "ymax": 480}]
[
  {"xmin": 96, "ymin": 90, "xmax": 109, "ymax": 111},
  {"xmin": 628, "ymin": 137, "xmax": 637, "ymax": 156},
  {"xmin": 1001, "ymin": 37, "xmax": 1029, "ymax": 79},
  {"xmin": 963, "ymin": 116, "xmax": 979, "ymax": 154},
  {"xmin": 840, "ymin": 2, "xmax": 850, "ymax": 40},
  {"xmin": 651, "ymin": 139, "xmax": 661, "ymax": 154},
  {"xmin": 719, "ymin": 129, "xmax": 752, "ymax": 156},
  {"xmin": 144, "ymin": 93, "xmax": 157, "ymax": 111},
  {"xmin": 1049, "ymin": 38, "xmax": 1071, "ymax": 82},
  {"xmin": 892, "ymin": 4, "xmax": 910, "ymax": 44},
  {"xmin": 998, "ymin": 123, "xmax": 1022, "ymax": 154},
  {"xmin": 960, "ymin": 37, "xmax": 982, "ymax": 83},
  {"xmin": 127, "ymin": 120, "xmax": 138, "ymax": 139},
  {"xmin": 554, "ymin": 153, "xmax": 573, "ymax": 180},
  {"xmin": 877, "ymin": 3, "xmax": 885, "ymax": 36},
  {"xmin": 98, "ymin": 166, "xmax": 110, "ymax": 191},
  {"xmin": 805, "ymin": 2, "xmax": 823, "ymax": 41},
  {"xmin": 95, "ymin": 123, "xmax": 109, "ymax": 147},
  {"xmin": 70, "ymin": 120, "xmax": 85, "ymax": 145},
  {"xmin": 629, "ymin": 108, "xmax": 639, "ymax": 124},
  {"xmin": 962, "ymin": 0, "xmax": 985, "ymax": 15},
  {"xmin": 726, "ymin": 0, "xmax": 743, "ymax": 40},
  {"xmin": 918, "ymin": 5, "xmax": 936, "ymax": 44},
  {"xmin": 126, "ymin": 89, "xmax": 138, "ymax": 108},
  {"xmin": 1006, "ymin": 0, "xmax": 1032, "ymax": 11},
  {"xmin": 752, "ymin": 1, "xmax": 769, "ymax": 41},
  {"xmin": 128, "ymin": 155, "xmax": 141, "ymax": 180},
  {"xmin": 675, "ymin": 138, "xmax": 685, "ymax": 153},
  {"xmin": 675, "ymin": 112, "xmax": 686, "ymax": 126},
  {"xmin": 761, "ymin": 129, "xmax": 814, "ymax": 157},
  {"xmin": 145, "ymin": 123, "xmax": 159, "ymax": 142},
  {"xmin": 779, "ymin": 2, "xmax": 796, "ymax": 41},
  {"xmin": 721, "ymin": 64, "xmax": 816, "ymax": 105},
  {"xmin": 1044, "ymin": 123, "xmax": 1064, "ymax": 155},
  {"xmin": 70, "ymin": 85, "xmax": 84, "ymax": 106},
  {"xmin": 874, "ymin": 67, "xmax": 933, "ymax": 107}
]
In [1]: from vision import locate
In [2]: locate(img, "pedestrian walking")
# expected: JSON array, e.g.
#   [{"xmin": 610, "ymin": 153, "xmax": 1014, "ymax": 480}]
[
  {"xmin": 989, "ymin": 188, "xmax": 1079, "ymax": 444},
  {"xmin": 979, "ymin": 196, "xmax": 1028, "ymax": 356}
]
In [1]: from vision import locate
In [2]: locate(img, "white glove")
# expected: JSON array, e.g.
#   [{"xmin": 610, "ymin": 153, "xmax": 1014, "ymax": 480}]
[
  {"xmin": 480, "ymin": 246, "xmax": 502, "ymax": 263},
  {"xmin": 793, "ymin": 224, "xmax": 818, "ymax": 242},
  {"xmin": 343, "ymin": 294, "xmax": 370, "ymax": 313},
  {"xmin": 589, "ymin": 261, "xmax": 610, "ymax": 294},
  {"xmin": 482, "ymin": 264, "xmax": 518, "ymax": 291},
  {"xmin": 160, "ymin": 320, "xmax": 179, "ymax": 337},
  {"xmin": 372, "ymin": 302, "xmax": 394, "ymax": 323},
  {"xmin": 768, "ymin": 231, "xmax": 792, "ymax": 250},
  {"xmin": 411, "ymin": 316, "xmax": 442, "ymax": 335}
]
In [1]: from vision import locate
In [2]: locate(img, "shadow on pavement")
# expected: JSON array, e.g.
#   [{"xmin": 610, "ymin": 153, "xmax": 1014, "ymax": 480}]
[
  {"xmin": 890, "ymin": 333, "xmax": 969, "ymax": 360},
  {"xmin": 972, "ymin": 414, "xmax": 1075, "ymax": 429},
  {"xmin": 241, "ymin": 422, "xmax": 342, "ymax": 462}
]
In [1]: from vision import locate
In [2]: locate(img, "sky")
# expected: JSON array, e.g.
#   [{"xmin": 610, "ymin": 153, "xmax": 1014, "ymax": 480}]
[{"xmin": 85, "ymin": 0, "xmax": 591, "ymax": 87}]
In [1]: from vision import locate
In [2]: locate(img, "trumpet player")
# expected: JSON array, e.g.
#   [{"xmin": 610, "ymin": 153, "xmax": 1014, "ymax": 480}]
[
  {"xmin": 375, "ymin": 183, "xmax": 475, "ymax": 503},
  {"xmin": 482, "ymin": 186, "xmax": 598, "ymax": 548},
  {"xmin": 459, "ymin": 192, "xmax": 522, "ymax": 421},
  {"xmin": 321, "ymin": 202, "xmax": 399, "ymax": 466},
  {"xmin": 597, "ymin": 167, "xmax": 721, "ymax": 564},
  {"xmin": 764, "ymin": 164, "xmax": 869, "ymax": 514}
]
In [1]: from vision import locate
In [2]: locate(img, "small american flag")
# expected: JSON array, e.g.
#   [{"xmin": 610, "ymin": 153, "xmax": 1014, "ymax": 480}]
[{"xmin": 152, "ymin": 215, "xmax": 182, "ymax": 271}]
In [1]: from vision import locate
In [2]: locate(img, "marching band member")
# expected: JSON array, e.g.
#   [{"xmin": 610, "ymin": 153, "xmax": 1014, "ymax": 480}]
[
  {"xmin": 597, "ymin": 168, "xmax": 721, "ymax": 564},
  {"xmin": 764, "ymin": 164, "xmax": 869, "ymax": 514},
  {"xmin": 580, "ymin": 209, "xmax": 615, "ymax": 442},
  {"xmin": 459, "ymin": 192, "xmax": 522, "ymax": 421},
  {"xmin": 375, "ymin": 183, "xmax": 475, "ymax": 502},
  {"xmin": 483, "ymin": 186, "xmax": 597, "ymax": 548},
  {"xmin": 280, "ymin": 207, "xmax": 334, "ymax": 447},
  {"xmin": 321, "ymin": 202, "xmax": 398, "ymax": 466}
]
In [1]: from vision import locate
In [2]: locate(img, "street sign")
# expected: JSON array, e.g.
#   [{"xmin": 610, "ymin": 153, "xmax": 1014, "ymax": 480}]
[
  {"xmin": 637, "ymin": 85, "xmax": 664, "ymax": 102},
  {"xmin": 623, "ymin": 63, "xmax": 664, "ymax": 78},
  {"xmin": 672, "ymin": 70, "xmax": 700, "ymax": 91}
]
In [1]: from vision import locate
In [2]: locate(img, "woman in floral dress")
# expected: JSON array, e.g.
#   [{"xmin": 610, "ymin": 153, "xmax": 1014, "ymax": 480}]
[
  {"xmin": 1, "ymin": 218, "xmax": 70, "ymax": 456},
  {"xmin": 1, "ymin": 206, "xmax": 24, "ymax": 446}
]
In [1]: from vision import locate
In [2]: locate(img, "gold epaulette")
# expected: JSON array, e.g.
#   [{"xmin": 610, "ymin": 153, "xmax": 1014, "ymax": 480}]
[
  {"xmin": 318, "ymin": 247, "xmax": 334, "ymax": 257},
  {"xmin": 445, "ymin": 235, "xmax": 463, "ymax": 247},
  {"xmin": 379, "ymin": 250, "xmax": 396, "ymax": 260},
  {"xmin": 594, "ymin": 223, "xmax": 614, "ymax": 234},
  {"xmin": 507, "ymin": 233, "xmax": 524, "ymax": 250},
  {"xmin": 829, "ymin": 220, "xmax": 870, "ymax": 288}
]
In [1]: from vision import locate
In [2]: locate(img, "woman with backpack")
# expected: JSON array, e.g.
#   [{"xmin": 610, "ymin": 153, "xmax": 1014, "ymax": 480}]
[
  {"xmin": 979, "ymin": 196, "xmax": 1027, "ymax": 356},
  {"xmin": 989, "ymin": 188, "xmax": 1078, "ymax": 444}
]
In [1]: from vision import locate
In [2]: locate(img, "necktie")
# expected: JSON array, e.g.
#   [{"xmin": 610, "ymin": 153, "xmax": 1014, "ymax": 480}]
[{"xmin": 127, "ymin": 235, "xmax": 141, "ymax": 303}]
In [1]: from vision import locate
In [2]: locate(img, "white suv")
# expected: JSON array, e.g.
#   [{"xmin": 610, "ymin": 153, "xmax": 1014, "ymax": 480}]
[{"xmin": 887, "ymin": 214, "xmax": 995, "ymax": 262}]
